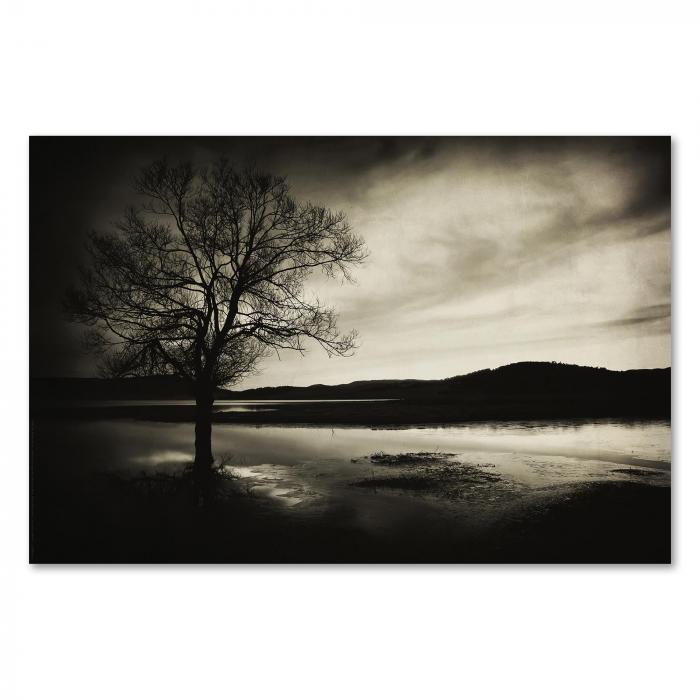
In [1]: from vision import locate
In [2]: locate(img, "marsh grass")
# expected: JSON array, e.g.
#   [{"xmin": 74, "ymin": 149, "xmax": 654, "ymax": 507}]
[
  {"xmin": 367, "ymin": 451, "xmax": 458, "ymax": 466},
  {"xmin": 610, "ymin": 467, "xmax": 661, "ymax": 477},
  {"xmin": 355, "ymin": 451, "xmax": 501, "ymax": 499},
  {"xmin": 127, "ymin": 453, "xmax": 247, "ymax": 507}
]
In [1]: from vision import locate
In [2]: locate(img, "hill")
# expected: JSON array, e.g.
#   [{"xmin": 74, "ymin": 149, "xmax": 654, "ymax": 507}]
[
  {"xmin": 227, "ymin": 361, "xmax": 670, "ymax": 401},
  {"xmin": 30, "ymin": 362, "xmax": 671, "ymax": 422},
  {"xmin": 220, "ymin": 362, "xmax": 670, "ymax": 421}
]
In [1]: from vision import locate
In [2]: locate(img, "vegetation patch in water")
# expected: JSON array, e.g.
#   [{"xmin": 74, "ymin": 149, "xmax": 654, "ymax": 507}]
[
  {"xmin": 354, "ymin": 453, "xmax": 501, "ymax": 499},
  {"xmin": 367, "ymin": 451, "xmax": 458, "ymax": 466},
  {"xmin": 610, "ymin": 468, "xmax": 661, "ymax": 477}
]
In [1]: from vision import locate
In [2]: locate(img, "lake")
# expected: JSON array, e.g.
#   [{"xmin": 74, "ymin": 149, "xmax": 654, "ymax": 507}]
[
  {"xmin": 34, "ymin": 411, "xmax": 668, "ymax": 507},
  {"xmin": 30, "ymin": 403, "xmax": 671, "ymax": 562}
]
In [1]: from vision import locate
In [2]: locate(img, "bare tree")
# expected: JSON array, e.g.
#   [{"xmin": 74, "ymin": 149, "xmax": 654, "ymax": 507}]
[{"xmin": 66, "ymin": 158, "xmax": 367, "ymax": 473}]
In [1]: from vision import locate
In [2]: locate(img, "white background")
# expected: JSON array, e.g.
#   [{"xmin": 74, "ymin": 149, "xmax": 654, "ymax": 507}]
[{"xmin": 1, "ymin": 2, "xmax": 698, "ymax": 699}]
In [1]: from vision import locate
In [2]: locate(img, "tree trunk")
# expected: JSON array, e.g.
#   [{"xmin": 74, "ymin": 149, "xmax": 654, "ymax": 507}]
[{"xmin": 194, "ymin": 382, "xmax": 214, "ymax": 473}]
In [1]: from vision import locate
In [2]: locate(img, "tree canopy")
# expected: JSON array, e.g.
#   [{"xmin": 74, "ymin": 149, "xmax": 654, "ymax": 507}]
[{"xmin": 67, "ymin": 158, "xmax": 367, "ymax": 391}]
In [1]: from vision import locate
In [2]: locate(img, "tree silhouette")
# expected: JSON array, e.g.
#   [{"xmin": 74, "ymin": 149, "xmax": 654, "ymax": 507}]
[{"xmin": 66, "ymin": 158, "xmax": 367, "ymax": 473}]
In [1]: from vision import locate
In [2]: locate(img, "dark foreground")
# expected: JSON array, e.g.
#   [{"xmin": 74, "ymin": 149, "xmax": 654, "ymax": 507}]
[{"xmin": 32, "ymin": 464, "xmax": 670, "ymax": 564}]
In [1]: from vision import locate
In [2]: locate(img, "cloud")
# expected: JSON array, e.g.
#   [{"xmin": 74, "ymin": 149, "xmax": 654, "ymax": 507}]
[
  {"xmin": 592, "ymin": 304, "xmax": 671, "ymax": 330},
  {"xmin": 315, "ymin": 139, "xmax": 670, "ymax": 329},
  {"xmin": 30, "ymin": 137, "xmax": 671, "ymax": 384}
]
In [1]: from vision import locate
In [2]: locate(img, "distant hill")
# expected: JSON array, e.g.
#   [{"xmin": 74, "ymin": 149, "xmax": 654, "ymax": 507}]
[
  {"xmin": 31, "ymin": 362, "xmax": 671, "ymax": 421},
  {"xmin": 226, "ymin": 361, "xmax": 671, "ymax": 401},
  {"xmin": 220, "ymin": 362, "xmax": 670, "ymax": 421},
  {"xmin": 31, "ymin": 376, "xmax": 238, "ymax": 401}
]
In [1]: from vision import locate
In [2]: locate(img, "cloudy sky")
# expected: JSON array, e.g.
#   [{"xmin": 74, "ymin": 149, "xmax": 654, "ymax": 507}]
[{"xmin": 30, "ymin": 137, "xmax": 671, "ymax": 389}]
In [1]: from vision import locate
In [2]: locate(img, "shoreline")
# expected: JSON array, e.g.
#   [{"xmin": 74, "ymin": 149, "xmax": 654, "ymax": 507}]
[{"xmin": 30, "ymin": 399, "xmax": 671, "ymax": 428}]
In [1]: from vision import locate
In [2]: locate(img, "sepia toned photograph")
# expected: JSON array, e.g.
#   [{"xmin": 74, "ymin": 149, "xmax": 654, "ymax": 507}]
[{"xmin": 29, "ymin": 136, "xmax": 671, "ymax": 563}]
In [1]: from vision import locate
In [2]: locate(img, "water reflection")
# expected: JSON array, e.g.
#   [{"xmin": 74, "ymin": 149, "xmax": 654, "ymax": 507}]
[
  {"xmin": 30, "ymin": 416, "xmax": 672, "ymax": 563},
  {"xmin": 40, "ymin": 418, "xmax": 670, "ymax": 510}
]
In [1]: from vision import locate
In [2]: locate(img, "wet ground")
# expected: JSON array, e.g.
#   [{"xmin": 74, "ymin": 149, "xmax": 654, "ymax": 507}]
[{"xmin": 30, "ymin": 418, "xmax": 671, "ymax": 563}]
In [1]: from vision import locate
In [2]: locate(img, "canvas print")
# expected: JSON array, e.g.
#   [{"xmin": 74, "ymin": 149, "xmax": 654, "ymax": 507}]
[{"xmin": 29, "ymin": 136, "xmax": 671, "ymax": 563}]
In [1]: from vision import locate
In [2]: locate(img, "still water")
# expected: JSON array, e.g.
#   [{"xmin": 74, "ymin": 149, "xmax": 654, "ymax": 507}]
[
  {"xmin": 53, "ymin": 398, "xmax": 394, "ymax": 413},
  {"xmin": 40, "ymin": 417, "xmax": 671, "ymax": 512}
]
